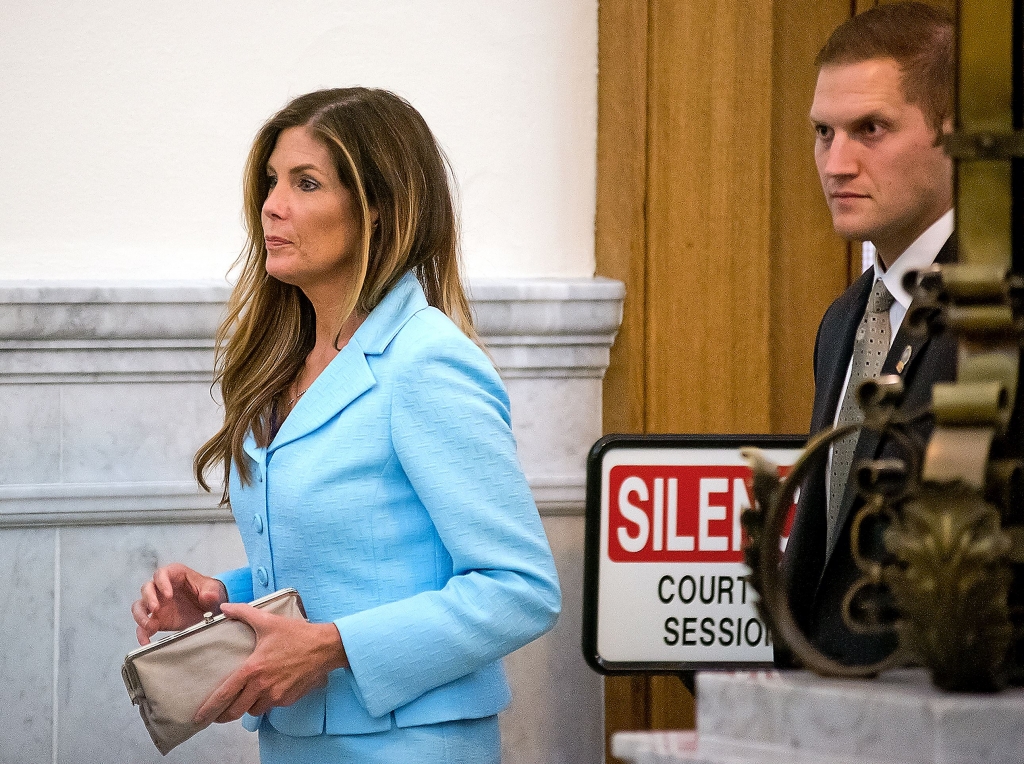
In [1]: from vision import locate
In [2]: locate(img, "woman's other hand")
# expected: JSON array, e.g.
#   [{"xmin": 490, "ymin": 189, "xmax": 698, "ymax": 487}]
[
  {"xmin": 192, "ymin": 602, "xmax": 348, "ymax": 725},
  {"xmin": 131, "ymin": 563, "xmax": 228, "ymax": 646}
]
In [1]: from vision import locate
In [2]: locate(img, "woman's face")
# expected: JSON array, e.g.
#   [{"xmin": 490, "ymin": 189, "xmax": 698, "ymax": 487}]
[{"xmin": 261, "ymin": 126, "xmax": 364, "ymax": 292}]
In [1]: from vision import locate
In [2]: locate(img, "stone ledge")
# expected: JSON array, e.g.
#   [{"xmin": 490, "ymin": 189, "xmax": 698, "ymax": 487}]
[
  {"xmin": 613, "ymin": 670, "xmax": 1024, "ymax": 764},
  {"xmin": 0, "ymin": 278, "xmax": 624, "ymax": 381},
  {"xmin": 697, "ymin": 670, "xmax": 1024, "ymax": 764},
  {"xmin": 0, "ymin": 281, "xmax": 231, "ymax": 340},
  {"xmin": 0, "ymin": 474, "xmax": 585, "ymax": 527},
  {"xmin": 0, "ymin": 277, "xmax": 613, "ymax": 524},
  {"xmin": 612, "ymin": 730, "xmax": 864, "ymax": 764}
]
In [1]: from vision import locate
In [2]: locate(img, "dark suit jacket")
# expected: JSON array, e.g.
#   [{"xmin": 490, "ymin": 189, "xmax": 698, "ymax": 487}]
[{"xmin": 782, "ymin": 236, "xmax": 958, "ymax": 665}]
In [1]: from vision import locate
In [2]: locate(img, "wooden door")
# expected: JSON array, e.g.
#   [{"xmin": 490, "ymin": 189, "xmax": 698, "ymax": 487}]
[
  {"xmin": 597, "ymin": 0, "xmax": 850, "ymax": 757},
  {"xmin": 596, "ymin": 0, "xmax": 958, "ymax": 759}
]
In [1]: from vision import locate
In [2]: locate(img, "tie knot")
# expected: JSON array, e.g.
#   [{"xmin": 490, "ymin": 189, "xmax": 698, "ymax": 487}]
[{"xmin": 868, "ymin": 279, "xmax": 895, "ymax": 314}]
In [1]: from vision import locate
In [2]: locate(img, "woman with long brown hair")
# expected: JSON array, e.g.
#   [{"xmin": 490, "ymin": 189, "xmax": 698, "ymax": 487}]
[{"xmin": 130, "ymin": 88, "xmax": 560, "ymax": 763}]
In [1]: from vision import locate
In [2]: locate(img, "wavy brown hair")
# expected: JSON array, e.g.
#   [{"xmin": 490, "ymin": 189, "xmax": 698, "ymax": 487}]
[{"xmin": 195, "ymin": 88, "xmax": 478, "ymax": 501}]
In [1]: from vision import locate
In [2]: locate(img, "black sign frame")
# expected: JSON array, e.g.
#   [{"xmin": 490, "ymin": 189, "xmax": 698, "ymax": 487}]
[{"xmin": 582, "ymin": 433, "xmax": 806, "ymax": 675}]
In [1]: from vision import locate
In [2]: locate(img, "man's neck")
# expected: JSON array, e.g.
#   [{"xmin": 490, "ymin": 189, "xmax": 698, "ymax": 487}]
[
  {"xmin": 875, "ymin": 207, "xmax": 954, "ymax": 269},
  {"xmin": 872, "ymin": 209, "xmax": 954, "ymax": 309}
]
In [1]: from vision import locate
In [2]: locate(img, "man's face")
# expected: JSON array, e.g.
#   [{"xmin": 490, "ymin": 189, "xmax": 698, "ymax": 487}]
[{"xmin": 810, "ymin": 58, "xmax": 953, "ymax": 266}]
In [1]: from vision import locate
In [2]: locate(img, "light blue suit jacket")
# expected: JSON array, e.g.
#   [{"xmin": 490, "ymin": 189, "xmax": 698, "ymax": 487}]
[{"xmin": 216, "ymin": 271, "xmax": 561, "ymax": 736}]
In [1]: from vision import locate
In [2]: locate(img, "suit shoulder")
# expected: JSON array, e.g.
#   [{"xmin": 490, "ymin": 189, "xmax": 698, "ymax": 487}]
[
  {"xmin": 387, "ymin": 307, "xmax": 498, "ymax": 378},
  {"xmin": 386, "ymin": 308, "xmax": 510, "ymax": 421},
  {"xmin": 812, "ymin": 270, "xmax": 872, "ymax": 378},
  {"xmin": 391, "ymin": 307, "xmax": 476, "ymax": 350},
  {"xmin": 820, "ymin": 270, "xmax": 872, "ymax": 332}
]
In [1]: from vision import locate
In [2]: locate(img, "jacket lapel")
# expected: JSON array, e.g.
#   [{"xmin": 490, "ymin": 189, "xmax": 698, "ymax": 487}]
[
  {"xmin": 267, "ymin": 271, "xmax": 429, "ymax": 454},
  {"xmin": 812, "ymin": 272, "xmax": 873, "ymax": 435},
  {"xmin": 823, "ymin": 234, "xmax": 957, "ymax": 563},
  {"xmin": 242, "ymin": 430, "xmax": 265, "ymax": 465},
  {"xmin": 824, "ymin": 321, "xmax": 933, "ymax": 561},
  {"xmin": 268, "ymin": 343, "xmax": 376, "ymax": 453}
]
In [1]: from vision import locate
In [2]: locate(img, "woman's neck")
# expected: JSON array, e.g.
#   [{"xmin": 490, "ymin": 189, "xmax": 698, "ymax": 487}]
[{"xmin": 294, "ymin": 293, "xmax": 366, "ymax": 396}]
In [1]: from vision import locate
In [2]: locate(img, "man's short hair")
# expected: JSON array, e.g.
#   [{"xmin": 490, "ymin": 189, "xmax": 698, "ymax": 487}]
[{"xmin": 816, "ymin": 2, "xmax": 954, "ymax": 135}]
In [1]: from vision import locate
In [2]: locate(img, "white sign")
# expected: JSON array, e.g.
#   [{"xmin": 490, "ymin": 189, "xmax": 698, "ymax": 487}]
[{"xmin": 583, "ymin": 436, "xmax": 802, "ymax": 672}]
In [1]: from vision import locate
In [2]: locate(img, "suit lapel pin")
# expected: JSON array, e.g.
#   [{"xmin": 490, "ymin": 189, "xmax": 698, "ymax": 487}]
[{"xmin": 895, "ymin": 344, "xmax": 912, "ymax": 374}]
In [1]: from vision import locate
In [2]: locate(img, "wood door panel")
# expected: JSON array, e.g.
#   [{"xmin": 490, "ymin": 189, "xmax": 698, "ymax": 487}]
[
  {"xmin": 769, "ymin": 0, "xmax": 852, "ymax": 434},
  {"xmin": 645, "ymin": 0, "xmax": 774, "ymax": 435},
  {"xmin": 597, "ymin": 0, "xmax": 649, "ymax": 436},
  {"xmin": 596, "ymin": 0, "xmax": 861, "ymax": 760}
]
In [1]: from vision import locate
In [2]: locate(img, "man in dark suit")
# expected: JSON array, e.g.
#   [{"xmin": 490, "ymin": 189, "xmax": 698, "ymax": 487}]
[{"xmin": 783, "ymin": 2, "xmax": 957, "ymax": 666}]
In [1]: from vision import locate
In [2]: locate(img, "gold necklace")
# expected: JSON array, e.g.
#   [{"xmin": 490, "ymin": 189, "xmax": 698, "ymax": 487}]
[{"xmin": 289, "ymin": 384, "xmax": 310, "ymax": 406}]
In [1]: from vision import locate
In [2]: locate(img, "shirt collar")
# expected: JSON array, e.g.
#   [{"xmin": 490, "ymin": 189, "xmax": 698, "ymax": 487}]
[
  {"xmin": 873, "ymin": 209, "xmax": 954, "ymax": 310},
  {"xmin": 350, "ymin": 270, "xmax": 429, "ymax": 355}
]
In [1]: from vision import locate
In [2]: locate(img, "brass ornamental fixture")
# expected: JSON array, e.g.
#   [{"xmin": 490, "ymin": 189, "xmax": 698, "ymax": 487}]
[{"xmin": 743, "ymin": 0, "xmax": 1024, "ymax": 691}]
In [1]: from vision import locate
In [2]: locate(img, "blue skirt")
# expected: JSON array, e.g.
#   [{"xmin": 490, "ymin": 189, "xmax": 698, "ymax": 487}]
[{"xmin": 257, "ymin": 715, "xmax": 500, "ymax": 764}]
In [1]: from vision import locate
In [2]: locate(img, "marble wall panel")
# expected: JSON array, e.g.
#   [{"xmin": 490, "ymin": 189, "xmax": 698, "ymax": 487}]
[
  {"xmin": 0, "ymin": 384, "xmax": 61, "ymax": 485},
  {"xmin": 501, "ymin": 516, "xmax": 603, "ymax": 764},
  {"xmin": 60, "ymin": 382, "xmax": 222, "ymax": 484},
  {"xmin": 505, "ymin": 377, "xmax": 603, "ymax": 479},
  {"xmin": 0, "ymin": 527, "xmax": 55, "ymax": 764},
  {"xmin": 0, "ymin": 279, "xmax": 622, "ymax": 762},
  {"xmin": 56, "ymin": 522, "xmax": 254, "ymax": 764}
]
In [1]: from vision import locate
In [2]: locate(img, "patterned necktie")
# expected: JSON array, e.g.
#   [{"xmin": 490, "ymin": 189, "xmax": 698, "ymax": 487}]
[{"xmin": 827, "ymin": 279, "xmax": 895, "ymax": 548}]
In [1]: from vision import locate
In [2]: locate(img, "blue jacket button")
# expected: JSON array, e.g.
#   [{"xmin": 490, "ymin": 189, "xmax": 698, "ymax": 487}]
[
  {"xmin": 252, "ymin": 515, "xmax": 264, "ymax": 534},
  {"xmin": 256, "ymin": 567, "xmax": 269, "ymax": 587}
]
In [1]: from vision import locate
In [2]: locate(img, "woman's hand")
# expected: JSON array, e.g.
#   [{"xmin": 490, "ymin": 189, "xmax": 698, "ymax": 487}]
[
  {"xmin": 192, "ymin": 603, "xmax": 349, "ymax": 725},
  {"xmin": 131, "ymin": 563, "xmax": 228, "ymax": 646}
]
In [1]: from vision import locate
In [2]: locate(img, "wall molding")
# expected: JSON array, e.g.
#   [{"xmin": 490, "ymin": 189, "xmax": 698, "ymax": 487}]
[
  {"xmin": 0, "ymin": 481, "xmax": 229, "ymax": 527},
  {"xmin": 0, "ymin": 475, "xmax": 587, "ymax": 528},
  {"xmin": 0, "ymin": 279, "xmax": 624, "ymax": 383},
  {"xmin": 471, "ymin": 278, "xmax": 625, "ymax": 378},
  {"xmin": 0, "ymin": 278, "xmax": 621, "ymax": 526}
]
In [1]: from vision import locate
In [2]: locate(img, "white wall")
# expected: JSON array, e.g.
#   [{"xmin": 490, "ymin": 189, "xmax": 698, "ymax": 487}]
[{"xmin": 0, "ymin": 0, "xmax": 597, "ymax": 281}]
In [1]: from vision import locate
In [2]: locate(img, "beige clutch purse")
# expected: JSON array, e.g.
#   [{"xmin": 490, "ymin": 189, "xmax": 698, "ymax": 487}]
[{"xmin": 122, "ymin": 587, "xmax": 306, "ymax": 755}]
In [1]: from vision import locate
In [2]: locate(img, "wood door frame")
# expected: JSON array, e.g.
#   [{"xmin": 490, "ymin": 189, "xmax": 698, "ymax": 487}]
[{"xmin": 595, "ymin": 0, "xmax": 858, "ymax": 759}]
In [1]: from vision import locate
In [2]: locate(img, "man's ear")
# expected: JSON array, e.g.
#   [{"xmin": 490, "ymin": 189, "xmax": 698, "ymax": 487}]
[{"xmin": 934, "ymin": 116, "xmax": 954, "ymax": 147}]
